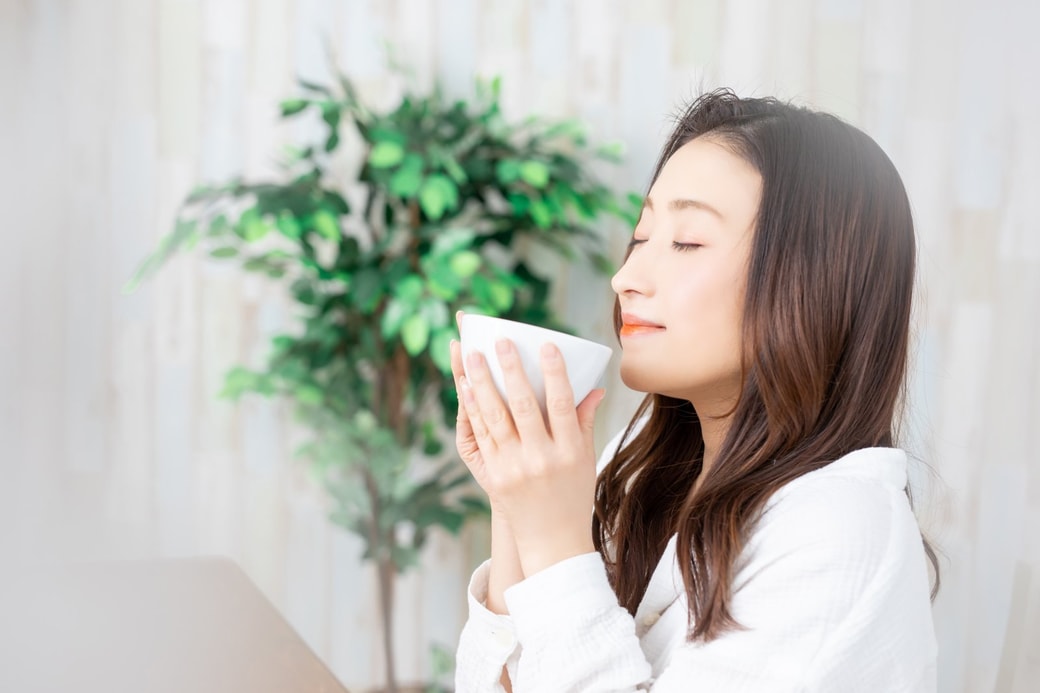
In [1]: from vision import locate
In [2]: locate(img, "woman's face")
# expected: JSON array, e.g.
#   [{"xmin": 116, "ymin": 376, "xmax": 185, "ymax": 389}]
[{"xmin": 611, "ymin": 136, "xmax": 762, "ymax": 413}]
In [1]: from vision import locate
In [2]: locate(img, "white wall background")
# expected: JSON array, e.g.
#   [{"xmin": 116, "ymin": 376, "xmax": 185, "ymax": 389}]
[{"xmin": 1, "ymin": 1, "xmax": 1037, "ymax": 691}]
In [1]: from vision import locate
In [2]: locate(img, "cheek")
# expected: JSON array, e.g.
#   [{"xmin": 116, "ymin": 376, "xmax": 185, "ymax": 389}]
[
  {"xmin": 674, "ymin": 270, "xmax": 744, "ymax": 339},
  {"xmin": 652, "ymin": 272, "xmax": 747, "ymax": 387}
]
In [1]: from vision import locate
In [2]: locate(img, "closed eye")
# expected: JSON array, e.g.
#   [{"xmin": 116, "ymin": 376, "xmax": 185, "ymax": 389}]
[
  {"xmin": 626, "ymin": 238, "xmax": 702, "ymax": 252},
  {"xmin": 672, "ymin": 242, "xmax": 701, "ymax": 252}
]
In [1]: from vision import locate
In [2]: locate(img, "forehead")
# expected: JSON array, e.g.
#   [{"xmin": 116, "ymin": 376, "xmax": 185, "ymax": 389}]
[{"xmin": 650, "ymin": 136, "xmax": 762, "ymax": 224}]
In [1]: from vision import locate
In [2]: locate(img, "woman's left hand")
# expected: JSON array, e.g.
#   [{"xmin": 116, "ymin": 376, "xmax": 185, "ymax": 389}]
[{"xmin": 458, "ymin": 337, "xmax": 606, "ymax": 577}]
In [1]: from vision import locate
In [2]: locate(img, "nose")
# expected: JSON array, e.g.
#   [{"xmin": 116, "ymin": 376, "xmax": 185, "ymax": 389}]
[{"xmin": 611, "ymin": 244, "xmax": 655, "ymax": 297}]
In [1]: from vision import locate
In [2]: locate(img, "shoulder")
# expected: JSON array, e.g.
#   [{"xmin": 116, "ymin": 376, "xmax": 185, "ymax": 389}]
[
  {"xmin": 740, "ymin": 447, "xmax": 918, "ymax": 586},
  {"xmin": 717, "ymin": 448, "xmax": 933, "ymax": 652},
  {"xmin": 763, "ymin": 447, "xmax": 909, "ymax": 518}
]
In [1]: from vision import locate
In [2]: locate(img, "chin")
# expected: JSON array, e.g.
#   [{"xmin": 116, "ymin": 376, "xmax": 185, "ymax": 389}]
[
  {"xmin": 619, "ymin": 361, "xmax": 733, "ymax": 405},
  {"xmin": 618, "ymin": 363, "xmax": 645, "ymax": 390},
  {"xmin": 619, "ymin": 363, "xmax": 673, "ymax": 397}
]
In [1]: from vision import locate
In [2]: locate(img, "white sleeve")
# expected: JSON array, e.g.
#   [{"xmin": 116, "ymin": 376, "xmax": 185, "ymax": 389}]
[
  {"xmin": 497, "ymin": 477, "xmax": 936, "ymax": 692},
  {"xmin": 453, "ymin": 424, "xmax": 638, "ymax": 691},
  {"xmin": 454, "ymin": 559, "xmax": 522, "ymax": 692}
]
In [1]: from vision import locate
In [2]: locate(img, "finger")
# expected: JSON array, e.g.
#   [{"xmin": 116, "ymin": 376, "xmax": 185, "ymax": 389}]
[
  {"xmin": 540, "ymin": 342, "xmax": 580, "ymax": 443},
  {"xmin": 576, "ymin": 388, "xmax": 607, "ymax": 448},
  {"xmin": 495, "ymin": 338, "xmax": 550, "ymax": 444},
  {"xmin": 459, "ymin": 375, "xmax": 498, "ymax": 454},
  {"xmin": 450, "ymin": 340, "xmax": 470, "ymax": 429},
  {"xmin": 451, "ymin": 339, "xmax": 488, "ymax": 460},
  {"xmin": 456, "ymin": 309, "xmax": 465, "ymax": 333},
  {"xmin": 450, "ymin": 338, "xmax": 466, "ymax": 386},
  {"xmin": 466, "ymin": 350, "xmax": 518, "ymax": 447}
]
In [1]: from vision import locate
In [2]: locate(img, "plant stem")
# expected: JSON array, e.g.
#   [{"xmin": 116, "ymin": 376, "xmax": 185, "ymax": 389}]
[
  {"xmin": 377, "ymin": 555, "xmax": 398, "ymax": 693},
  {"xmin": 363, "ymin": 467, "xmax": 399, "ymax": 693}
]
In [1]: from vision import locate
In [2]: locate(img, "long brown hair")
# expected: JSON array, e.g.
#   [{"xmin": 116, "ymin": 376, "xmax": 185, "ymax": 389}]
[{"xmin": 593, "ymin": 89, "xmax": 941, "ymax": 642}]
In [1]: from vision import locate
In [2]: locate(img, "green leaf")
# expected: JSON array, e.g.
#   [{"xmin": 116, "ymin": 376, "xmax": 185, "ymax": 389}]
[
  {"xmin": 401, "ymin": 314, "xmax": 431, "ymax": 356},
  {"xmin": 395, "ymin": 274, "xmax": 425, "ymax": 305},
  {"xmin": 210, "ymin": 246, "xmax": 238, "ymax": 259},
  {"xmin": 324, "ymin": 191, "xmax": 351, "ymax": 215},
  {"xmin": 351, "ymin": 268, "xmax": 382, "ymax": 313},
  {"xmin": 295, "ymin": 384, "xmax": 324, "ymax": 405},
  {"xmin": 220, "ymin": 366, "xmax": 258, "ymax": 399},
  {"xmin": 325, "ymin": 130, "xmax": 340, "ymax": 152},
  {"xmin": 390, "ymin": 545, "xmax": 421, "ymax": 572},
  {"xmin": 208, "ymin": 214, "xmax": 230, "ymax": 236},
  {"xmin": 239, "ymin": 208, "xmax": 269, "ymax": 242},
  {"xmin": 280, "ymin": 98, "xmax": 309, "ymax": 116},
  {"xmin": 312, "ymin": 209, "xmax": 340, "ymax": 242},
  {"xmin": 431, "ymin": 227, "xmax": 475, "ymax": 256},
  {"xmin": 368, "ymin": 141, "xmax": 406, "ymax": 168},
  {"xmin": 595, "ymin": 140, "xmax": 625, "ymax": 161},
  {"xmin": 529, "ymin": 199, "xmax": 552, "ymax": 228},
  {"xmin": 419, "ymin": 298, "xmax": 450, "ymax": 329},
  {"xmin": 320, "ymin": 101, "xmax": 340, "ymax": 130},
  {"xmin": 472, "ymin": 274, "xmax": 514, "ymax": 313},
  {"xmin": 389, "ymin": 153, "xmax": 424, "ymax": 197},
  {"xmin": 276, "ymin": 213, "xmax": 302, "ymax": 240},
  {"xmin": 495, "ymin": 159, "xmax": 521, "ymax": 184},
  {"xmin": 440, "ymin": 154, "xmax": 467, "ymax": 184},
  {"xmin": 507, "ymin": 193, "xmax": 531, "ymax": 217},
  {"xmin": 589, "ymin": 251, "xmax": 615, "ymax": 274},
  {"xmin": 542, "ymin": 118, "xmax": 586, "ymax": 140},
  {"xmin": 423, "ymin": 435, "xmax": 444, "ymax": 457},
  {"xmin": 418, "ymin": 174, "xmax": 458, "ymax": 221},
  {"xmin": 519, "ymin": 160, "xmax": 550, "ymax": 188},
  {"xmin": 296, "ymin": 77, "xmax": 332, "ymax": 96},
  {"xmin": 429, "ymin": 329, "xmax": 453, "ymax": 374},
  {"xmin": 425, "ymin": 257, "xmax": 463, "ymax": 300},
  {"xmin": 449, "ymin": 250, "xmax": 481, "ymax": 278},
  {"xmin": 414, "ymin": 507, "xmax": 465, "ymax": 534},
  {"xmin": 488, "ymin": 281, "xmax": 513, "ymax": 311},
  {"xmin": 381, "ymin": 298, "xmax": 410, "ymax": 338}
]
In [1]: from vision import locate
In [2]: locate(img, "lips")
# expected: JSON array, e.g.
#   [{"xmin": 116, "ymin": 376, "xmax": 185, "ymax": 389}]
[{"xmin": 620, "ymin": 312, "xmax": 665, "ymax": 338}]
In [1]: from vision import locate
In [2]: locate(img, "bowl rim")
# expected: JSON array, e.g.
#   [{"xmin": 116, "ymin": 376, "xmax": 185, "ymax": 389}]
[{"xmin": 460, "ymin": 314, "xmax": 613, "ymax": 357}]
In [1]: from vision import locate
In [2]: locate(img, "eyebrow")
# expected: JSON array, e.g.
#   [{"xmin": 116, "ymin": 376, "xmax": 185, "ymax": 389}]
[{"xmin": 644, "ymin": 196, "xmax": 724, "ymax": 220}]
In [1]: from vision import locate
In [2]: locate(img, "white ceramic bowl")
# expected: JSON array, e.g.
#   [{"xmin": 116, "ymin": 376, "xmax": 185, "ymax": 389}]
[{"xmin": 459, "ymin": 314, "xmax": 613, "ymax": 415}]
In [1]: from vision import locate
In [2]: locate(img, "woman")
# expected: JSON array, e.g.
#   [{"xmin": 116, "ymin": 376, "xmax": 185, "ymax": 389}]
[{"xmin": 450, "ymin": 89, "xmax": 940, "ymax": 692}]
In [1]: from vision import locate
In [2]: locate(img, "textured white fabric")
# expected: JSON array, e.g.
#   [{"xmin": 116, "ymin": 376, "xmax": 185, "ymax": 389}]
[{"xmin": 455, "ymin": 428, "xmax": 938, "ymax": 692}]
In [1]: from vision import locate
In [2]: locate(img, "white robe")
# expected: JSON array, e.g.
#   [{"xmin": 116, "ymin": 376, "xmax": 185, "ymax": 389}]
[{"xmin": 454, "ymin": 429, "xmax": 938, "ymax": 692}]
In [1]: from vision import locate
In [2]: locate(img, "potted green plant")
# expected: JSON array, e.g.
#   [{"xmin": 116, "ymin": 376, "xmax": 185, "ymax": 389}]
[{"xmin": 126, "ymin": 69, "xmax": 636, "ymax": 693}]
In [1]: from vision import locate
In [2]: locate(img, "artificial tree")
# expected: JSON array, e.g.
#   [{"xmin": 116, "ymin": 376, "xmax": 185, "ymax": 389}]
[{"xmin": 127, "ymin": 70, "xmax": 636, "ymax": 692}]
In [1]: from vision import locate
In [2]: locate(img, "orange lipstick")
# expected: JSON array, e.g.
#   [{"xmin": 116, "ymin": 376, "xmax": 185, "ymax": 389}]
[{"xmin": 620, "ymin": 313, "xmax": 665, "ymax": 338}]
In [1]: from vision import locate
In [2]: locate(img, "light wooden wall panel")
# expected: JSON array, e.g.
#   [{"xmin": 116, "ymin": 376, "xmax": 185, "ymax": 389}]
[{"xmin": 2, "ymin": 1, "xmax": 1036, "ymax": 690}]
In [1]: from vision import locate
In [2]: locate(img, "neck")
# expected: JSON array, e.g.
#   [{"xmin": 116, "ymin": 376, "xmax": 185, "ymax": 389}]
[
  {"xmin": 690, "ymin": 390, "xmax": 738, "ymax": 481},
  {"xmin": 698, "ymin": 413, "xmax": 728, "ymax": 476}
]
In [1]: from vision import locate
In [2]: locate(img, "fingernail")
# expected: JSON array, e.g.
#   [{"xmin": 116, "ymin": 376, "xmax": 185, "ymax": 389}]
[
  {"xmin": 495, "ymin": 339, "xmax": 512, "ymax": 356},
  {"xmin": 541, "ymin": 343, "xmax": 559, "ymax": 360},
  {"xmin": 466, "ymin": 351, "xmax": 483, "ymax": 369}
]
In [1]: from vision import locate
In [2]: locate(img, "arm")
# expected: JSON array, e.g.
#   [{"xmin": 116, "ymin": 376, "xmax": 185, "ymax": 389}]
[
  {"xmin": 487, "ymin": 512, "xmax": 522, "ymax": 691},
  {"xmin": 451, "ymin": 332, "xmax": 523, "ymax": 692},
  {"xmin": 455, "ymin": 423, "xmax": 635, "ymax": 693},
  {"xmin": 501, "ymin": 477, "xmax": 936, "ymax": 692}
]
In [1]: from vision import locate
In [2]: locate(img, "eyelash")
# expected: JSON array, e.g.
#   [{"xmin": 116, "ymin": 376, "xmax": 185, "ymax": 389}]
[{"xmin": 627, "ymin": 239, "xmax": 702, "ymax": 252}]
